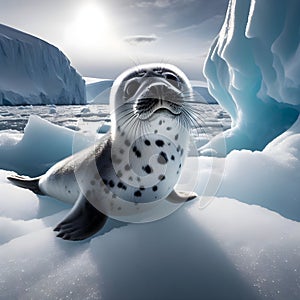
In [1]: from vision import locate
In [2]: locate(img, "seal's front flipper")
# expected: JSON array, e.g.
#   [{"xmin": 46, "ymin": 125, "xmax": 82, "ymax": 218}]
[
  {"xmin": 7, "ymin": 174, "xmax": 44, "ymax": 195},
  {"xmin": 166, "ymin": 190, "xmax": 198, "ymax": 204},
  {"xmin": 54, "ymin": 193, "xmax": 107, "ymax": 241}
]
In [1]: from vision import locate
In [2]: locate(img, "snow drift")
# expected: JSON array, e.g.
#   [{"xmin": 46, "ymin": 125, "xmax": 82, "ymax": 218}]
[
  {"xmin": 0, "ymin": 24, "xmax": 86, "ymax": 105},
  {"xmin": 203, "ymin": 0, "xmax": 300, "ymax": 154}
]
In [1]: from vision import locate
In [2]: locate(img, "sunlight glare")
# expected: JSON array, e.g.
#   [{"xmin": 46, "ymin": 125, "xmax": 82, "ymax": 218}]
[{"xmin": 65, "ymin": 2, "xmax": 116, "ymax": 53}]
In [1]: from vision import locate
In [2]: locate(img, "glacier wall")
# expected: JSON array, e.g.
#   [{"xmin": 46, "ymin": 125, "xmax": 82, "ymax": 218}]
[
  {"xmin": 203, "ymin": 0, "xmax": 300, "ymax": 154},
  {"xmin": 0, "ymin": 24, "xmax": 86, "ymax": 105}
]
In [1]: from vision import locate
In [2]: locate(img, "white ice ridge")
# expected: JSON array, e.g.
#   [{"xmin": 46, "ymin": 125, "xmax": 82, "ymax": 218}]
[
  {"xmin": 203, "ymin": 0, "xmax": 300, "ymax": 155},
  {"xmin": 0, "ymin": 24, "xmax": 86, "ymax": 105}
]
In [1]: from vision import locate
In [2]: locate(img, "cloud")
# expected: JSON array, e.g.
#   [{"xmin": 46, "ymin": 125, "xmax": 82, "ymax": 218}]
[
  {"xmin": 123, "ymin": 34, "xmax": 159, "ymax": 45},
  {"xmin": 135, "ymin": 0, "xmax": 174, "ymax": 8},
  {"xmin": 133, "ymin": 0, "xmax": 195, "ymax": 8}
]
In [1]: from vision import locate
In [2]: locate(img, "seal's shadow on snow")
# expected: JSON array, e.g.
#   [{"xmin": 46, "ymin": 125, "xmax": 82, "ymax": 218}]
[{"xmin": 88, "ymin": 203, "xmax": 261, "ymax": 300}]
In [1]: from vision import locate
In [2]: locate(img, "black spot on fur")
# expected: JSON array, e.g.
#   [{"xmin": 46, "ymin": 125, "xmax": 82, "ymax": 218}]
[
  {"xmin": 175, "ymin": 134, "xmax": 179, "ymax": 140},
  {"xmin": 154, "ymin": 130, "xmax": 158, "ymax": 134},
  {"xmin": 117, "ymin": 170, "xmax": 123, "ymax": 178},
  {"xmin": 140, "ymin": 186, "xmax": 145, "ymax": 191},
  {"xmin": 181, "ymin": 149, "xmax": 184, "ymax": 156},
  {"xmin": 159, "ymin": 175, "xmax": 165, "ymax": 181},
  {"xmin": 134, "ymin": 191, "xmax": 142, "ymax": 197},
  {"xmin": 171, "ymin": 155, "xmax": 175, "ymax": 160},
  {"xmin": 145, "ymin": 139, "xmax": 151, "ymax": 146},
  {"xmin": 119, "ymin": 148, "xmax": 125, "ymax": 154},
  {"xmin": 158, "ymin": 152, "xmax": 168, "ymax": 164},
  {"xmin": 124, "ymin": 164, "xmax": 131, "ymax": 171},
  {"xmin": 133, "ymin": 146, "xmax": 141, "ymax": 158},
  {"xmin": 152, "ymin": 185, "xmax": 158, "ymax": 192},
  {"xmin": 155, "ymin": 140, "xmax": 164, "ymax": 147},
  {"xmin": 177, "ymin": 145, "xmax": 181, "ymax": 152},
  {"xmin": 90, "ymin": 180, "xmax": 95, "ymax": 186},
  {"xmin": 166, "ymin": 127, "xmax": 171, "ymax": 131},
  {"xmin": 143, "ymin": 165, "xmax": 153, "ymax": 174},
  {"xmin": 125, "ymin": 140, "xmax": 130, "ymax": 147},
  {"xmin": 117, "ymin": 182, "xmax": 127, "ymax": 190},
  {"xmin": 159, "ymin": 120, "xmax": 163, "ymax": 125},
  {"xmin": 109, "ymin": 180, "xmax": 115, "ymax": 188}
]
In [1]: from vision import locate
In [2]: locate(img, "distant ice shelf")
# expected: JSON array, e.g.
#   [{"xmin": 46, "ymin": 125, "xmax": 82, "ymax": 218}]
[{"xmin": 0, "ymin": 24, "xmax": 86, "ymax": 105}]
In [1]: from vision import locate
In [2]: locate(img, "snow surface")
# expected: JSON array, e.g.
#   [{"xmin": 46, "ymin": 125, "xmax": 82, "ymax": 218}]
[
  {"xmin": 0, "ymin": 113, "xmax": 300, "ymax": 299},
  {"xmin": 203, "ymin": 0, "xmax": 300, "ymax": 154},
  {"xmin": 0, "ymin": 24, "xmax": 86, "ymax": 105}
]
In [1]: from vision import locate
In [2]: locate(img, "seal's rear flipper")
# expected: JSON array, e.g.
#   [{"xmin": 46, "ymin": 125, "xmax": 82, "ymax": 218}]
[
  {"xmin": 7, "ymin": 174, "xmax": 44, "ymax": 195},
  {"xmin": 166, "ymin": 190, "xmax": 198, "ymax": 204},
  {"xmin": 54, "ymin": 193, "xmax": 107, "ymax": 241}
]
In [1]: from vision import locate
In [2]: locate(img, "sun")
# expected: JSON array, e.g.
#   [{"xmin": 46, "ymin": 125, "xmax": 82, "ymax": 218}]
[{"xmin": 64, "ymin": 2, "xmax": 116, "ymax": 53}]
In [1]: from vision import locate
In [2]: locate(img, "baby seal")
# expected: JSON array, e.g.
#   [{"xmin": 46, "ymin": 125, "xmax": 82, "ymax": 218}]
[{"xmin": 8, "ymin": 63, "xmax": 198, "ymax": 241}]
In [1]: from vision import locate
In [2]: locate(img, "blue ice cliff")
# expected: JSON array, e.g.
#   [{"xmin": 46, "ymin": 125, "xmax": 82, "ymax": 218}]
[
  {"xmin": 203, "ymin": 0, "xmax": 300, "ymax": 154},
  {"xmin": 0, "ymin": 24, "xmax": 86, "ymax": 105}
]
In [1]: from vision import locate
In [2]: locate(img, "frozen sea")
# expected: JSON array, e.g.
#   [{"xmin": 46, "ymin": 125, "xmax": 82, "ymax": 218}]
[{"xmin": 0, "ymin": 103, "xmax": 231, "ymax": 149}]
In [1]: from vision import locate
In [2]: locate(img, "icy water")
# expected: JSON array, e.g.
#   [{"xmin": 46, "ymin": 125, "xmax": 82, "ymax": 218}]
[{"xmin": 0, "ymin": 103, "xmax": 231, "ymax": 147}]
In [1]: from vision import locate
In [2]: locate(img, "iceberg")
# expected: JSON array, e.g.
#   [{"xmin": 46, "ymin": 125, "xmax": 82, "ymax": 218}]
[
  {"xmin": 203, "ymin": 0, "xmax": 300, "ymax": 154},
  {"xmin": 0, "ymin": 24, "xmax": 86, "ymax": 105},
  {"xmin": 86, "ymin": 79, "xmax": 114, "ymax": 104}
]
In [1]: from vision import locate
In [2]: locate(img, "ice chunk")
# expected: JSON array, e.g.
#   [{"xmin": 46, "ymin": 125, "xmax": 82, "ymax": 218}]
[{"xmin": 0, "ymin": 115, "xmax": 92, "ymax": 176}]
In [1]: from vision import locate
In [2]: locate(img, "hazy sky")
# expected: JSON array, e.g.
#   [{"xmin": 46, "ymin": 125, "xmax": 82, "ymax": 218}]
[{"xmin": 0, "ymin": 0, "xmax": 228, "ymax": 79}]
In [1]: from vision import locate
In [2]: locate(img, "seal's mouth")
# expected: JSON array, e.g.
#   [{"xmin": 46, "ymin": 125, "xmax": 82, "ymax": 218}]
[
  {"xmin": 135, "ymin": 97, "xmax": 182, "ymax": 120},
  {"xmin": 133, "ymin": 80, "xmax": 184, "ymax": 120}
]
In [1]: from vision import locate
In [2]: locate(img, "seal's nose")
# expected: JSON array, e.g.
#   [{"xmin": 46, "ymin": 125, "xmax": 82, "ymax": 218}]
[{"xmin": 148, "ymin": 84, "xmax": 169, "ymax": 99}]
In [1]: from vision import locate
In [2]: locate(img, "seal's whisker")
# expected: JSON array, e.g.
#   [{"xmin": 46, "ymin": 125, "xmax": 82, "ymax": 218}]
[{"xmin": 181, "ymin": 103, "xmax": 205, "ymax": 126}]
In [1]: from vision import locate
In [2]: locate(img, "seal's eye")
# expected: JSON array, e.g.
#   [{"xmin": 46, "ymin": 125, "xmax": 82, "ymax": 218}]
[
  {"xmin": 164, "ymin": 72, "xmax": 181, "ymax": 89},
  {"xmin": 125, "ymin": 80, "xmax": 139, "ymax": 99}
]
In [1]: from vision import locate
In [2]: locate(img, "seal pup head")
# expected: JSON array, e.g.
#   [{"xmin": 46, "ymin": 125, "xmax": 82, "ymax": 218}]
[{"xmin": 109, "ymin": 63, "xmax": 194, "ymax": 139}]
